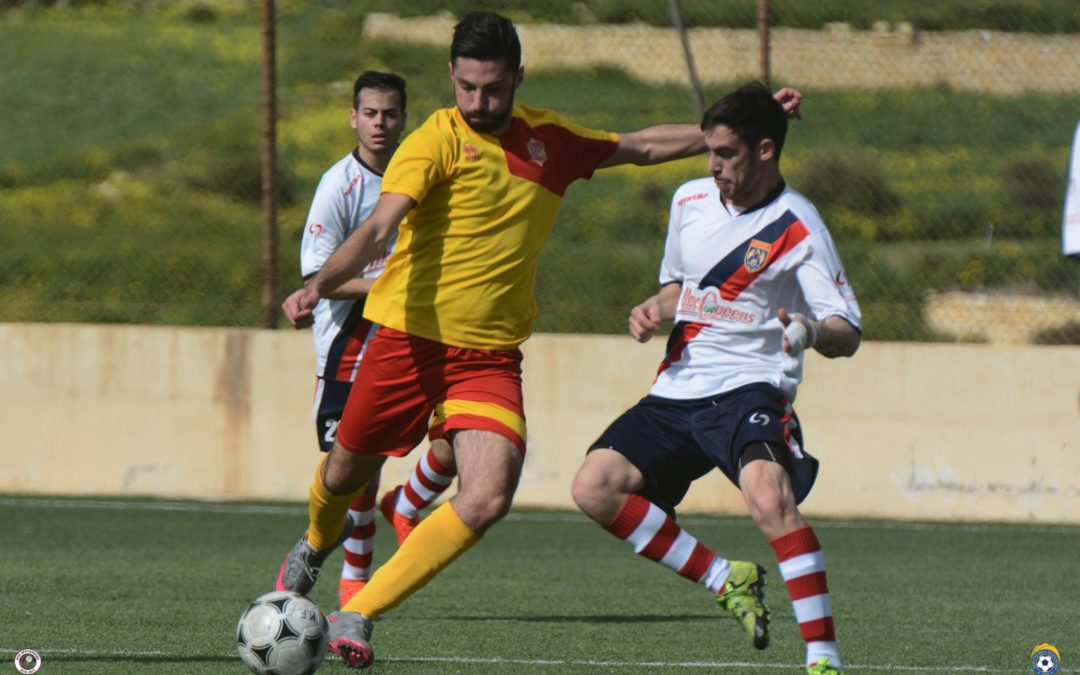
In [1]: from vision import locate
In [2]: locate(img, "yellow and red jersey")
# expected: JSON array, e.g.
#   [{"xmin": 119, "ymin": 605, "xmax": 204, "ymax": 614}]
[{"xmin": 365, "ymin": 103, "xmax": 618, "ymax": 350}]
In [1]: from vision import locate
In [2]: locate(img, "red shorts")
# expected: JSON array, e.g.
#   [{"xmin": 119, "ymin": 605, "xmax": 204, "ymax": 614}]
[{"xmin": 336, "ymin": 327, "xmax": 526, "ymax": 456}]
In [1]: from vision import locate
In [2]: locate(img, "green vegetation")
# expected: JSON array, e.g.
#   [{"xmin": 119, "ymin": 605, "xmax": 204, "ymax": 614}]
[
  {"xmin": 3, "ymin": 496, "xmax": 1078, "ymax": 673},
  {"xmin": 36, "ymin": 0, "xmax": 1078, "ymax": 33},
  {"xmin": 1, "ymin": 5, "xmax": 1078, "ymax": 339}
]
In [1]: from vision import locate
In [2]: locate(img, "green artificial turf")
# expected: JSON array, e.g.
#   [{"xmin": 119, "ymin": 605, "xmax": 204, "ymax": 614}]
[{"xmin": 2, "ymin": 496, "xmax": 1077, "ymax": 673}]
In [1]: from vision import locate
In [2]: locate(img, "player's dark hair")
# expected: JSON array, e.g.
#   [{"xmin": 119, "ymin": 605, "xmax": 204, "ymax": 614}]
[
  {"xmin": 451, "ymin": 11, "xmax": 521, "ymax": 72},
  {"xmin": 700, "ymin": 80, "xmax": 787, "ymax": 160},
  {"xmin": 352, "ymin": 71, "xmax": 407, "ymax": 113}
]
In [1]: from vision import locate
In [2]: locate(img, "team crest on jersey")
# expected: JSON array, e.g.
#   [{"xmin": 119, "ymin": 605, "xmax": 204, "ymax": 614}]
[
  {"xmin": 744, "ymin": 239, "xmax": 772, "ymax": 273},
  {"xmin": 463, "ymin": 143, "xmax": 480, "ymax": 162},
  {"xmin": 527, "ymin": 137, "xmax": 548, "ymax": 166}
]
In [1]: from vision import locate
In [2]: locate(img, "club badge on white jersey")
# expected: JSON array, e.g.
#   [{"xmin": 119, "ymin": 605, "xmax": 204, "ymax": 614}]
[
  {"xmin": 300, "ymin": 150, "xmax": 397, "ymax": 380},
  {"xmin": 650, "ymin": 178, "xmax": 861, "ymax": 402}
]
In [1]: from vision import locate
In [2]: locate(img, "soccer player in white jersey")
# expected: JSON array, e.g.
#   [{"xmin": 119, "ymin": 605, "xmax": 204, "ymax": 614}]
[
  {"xmin": 283, "ymin": 71, "xmax": 456, "ymax": 608},
  {"xmin": 571, "ymin": 81, "xmax": 861, "ymax": 675}
]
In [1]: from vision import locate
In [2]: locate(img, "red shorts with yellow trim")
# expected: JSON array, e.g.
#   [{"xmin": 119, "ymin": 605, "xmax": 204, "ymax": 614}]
[{"xmin": 336, "ymin": 327, "xmax": 526, "ymax": 456}]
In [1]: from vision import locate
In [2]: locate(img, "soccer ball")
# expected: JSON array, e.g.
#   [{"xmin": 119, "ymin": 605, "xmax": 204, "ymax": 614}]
[
  {"xmin": 236, "ymin": 591, "xmax": 329, "ymax": 675},
  {"xmin": 1035, "ymin": 653, "xmax": 1057, "ymax": 673}
]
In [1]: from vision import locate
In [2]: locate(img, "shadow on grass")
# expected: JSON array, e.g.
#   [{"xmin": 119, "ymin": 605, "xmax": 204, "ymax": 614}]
[
  {"xmin": 408, "ymin": 614, "xmax": 718, "ymax": 623},
  {"xmin": 44, "ymin": 655, "xmax": 236, "ymax": 664}
]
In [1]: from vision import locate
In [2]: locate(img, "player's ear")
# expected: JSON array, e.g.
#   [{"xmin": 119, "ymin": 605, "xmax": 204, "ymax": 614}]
[
  {"xmin": 513, "ymin": 66, "xmax": 524, "ymax": 90},
  {"xmin": 349, "ymin": 108, "xmax": 359, "ymax": 130},
  {"xmin": 758, "ymin": 138, "xmax": 776, "ymax": 162}
]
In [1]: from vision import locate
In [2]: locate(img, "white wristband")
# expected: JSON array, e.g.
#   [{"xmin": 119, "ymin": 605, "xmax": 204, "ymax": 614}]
[{"xmin": 783, "ymin": 316, "xmax": 818, "ymax": 356}]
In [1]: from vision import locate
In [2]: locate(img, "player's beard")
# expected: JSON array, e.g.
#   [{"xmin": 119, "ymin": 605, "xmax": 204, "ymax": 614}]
[{"xmin": 462, "ymin": 102, "xmax": 513, "ymax": 135}]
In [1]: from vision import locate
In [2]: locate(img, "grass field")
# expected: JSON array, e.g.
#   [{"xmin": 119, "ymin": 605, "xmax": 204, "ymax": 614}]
[{"xmin": 2, "ymin": 496, "xmax": 1077, "ymax": 674}]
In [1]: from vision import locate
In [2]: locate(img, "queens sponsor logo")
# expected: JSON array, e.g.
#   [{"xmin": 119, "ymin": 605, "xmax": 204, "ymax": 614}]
[{"xmin": 677, "ymin": 286, "xmax": 755, "ymax": 324}]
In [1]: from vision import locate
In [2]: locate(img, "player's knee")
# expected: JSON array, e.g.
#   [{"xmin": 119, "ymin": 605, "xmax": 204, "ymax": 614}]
[
  {"xmin": 571, "ymin": 448, "xmax": 636, "ymax": 522},
  {"xmin": 323, "ymin": 444, "xmax": 380, "ymax": 494},
  {"xmin": 745, "ymin": 490, "xmax": 785, "ymax": 529},
  {"xmin": 739, "ymin": 453, "xmax": 793, "ymax": 527},
  {"xmin": 570, "ymin": 466, "xmax": 603, "ymax": 516},
  {"xmin": 455, "ymin": 490, "xmax": 513, "ymax": 532},
  {"xmin": 430, "ymin": 438, "xmax": 457, "ymax": 472}
]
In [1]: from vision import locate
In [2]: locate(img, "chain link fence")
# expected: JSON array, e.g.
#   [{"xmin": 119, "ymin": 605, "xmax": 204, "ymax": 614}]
[{"xmin": 2, "ymin": 0, "xmax": 1079, "ymax": 343}]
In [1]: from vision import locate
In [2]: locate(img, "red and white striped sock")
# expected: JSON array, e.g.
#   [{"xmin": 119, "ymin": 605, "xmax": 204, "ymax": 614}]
[
  {"xmin": 396, "ymin": 446, "xmax": 455, "ymax": 520},
  {"xmin": 340, "ymin": 473, "xmax": 380, "ymax": 582},
  {"xmin": 604, "ymin": 493, "xmax": 731, "ymax": 593},
  {"xmin": 770, "ymin": 525, "xmax": 841, "ymax": 669}
]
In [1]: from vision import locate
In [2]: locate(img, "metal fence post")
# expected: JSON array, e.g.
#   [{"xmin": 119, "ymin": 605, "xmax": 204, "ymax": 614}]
[
  {"xmin": 667, "ymin": 0, "xmax": 705, "ymax": 119},
  {"xmin": 261, "ymin": 0, "xmax": 279, "ymax": 329},
  {"xmin": 758, "ymin": 0, "xmax": 771, "ymax": 86}
]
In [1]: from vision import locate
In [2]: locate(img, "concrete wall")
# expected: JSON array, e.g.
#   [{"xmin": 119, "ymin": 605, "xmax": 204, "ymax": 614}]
[{"xmin": 2, "ymin": 323, "xmax": 1078, "ymax": 523}]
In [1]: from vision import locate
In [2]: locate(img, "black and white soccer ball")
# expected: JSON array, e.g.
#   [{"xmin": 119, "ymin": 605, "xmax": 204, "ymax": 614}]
[
  {"xmin": 236, "ymin": 591, "xmax": 329, "ymax": 675},
  {"xmin": 1035, "ymin": 653, "xmax": 1057, "ymax": 673}
]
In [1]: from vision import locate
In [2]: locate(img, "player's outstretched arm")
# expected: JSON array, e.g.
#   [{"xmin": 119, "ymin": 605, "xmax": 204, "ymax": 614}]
[
  {"xmin": 778, "ymin": 308, "xmax": 860, "ymax": 358},
  {"xmin": 600, "ymin": 88, "xmax": 803, "ymax": 169},
  {"xmin": 629, "ymin": 283, "xmax": 680, "ymax": 343},
  {"xmin": 281, "ymin": 192, "xmax": 414, "ymax": 328},
  {"xmin": 600, "ymin": 123, "xmax": 704, "ymax": 168}
]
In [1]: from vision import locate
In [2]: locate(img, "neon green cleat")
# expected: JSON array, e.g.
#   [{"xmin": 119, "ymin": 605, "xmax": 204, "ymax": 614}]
[
  {"xmin": 715, "ymin": 561, "xmax": 770, "ymax": 649},
  {"xmin": 807, "ymin": 657, "xmax": 842, "ymax": 674}
]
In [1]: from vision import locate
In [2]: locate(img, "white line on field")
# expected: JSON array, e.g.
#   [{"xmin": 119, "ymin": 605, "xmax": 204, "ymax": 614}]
[
  {"xmin": 1, "ymin": 496, "xmax": 1078, "ymax": 535},
  {"xmin": 0, "ymin": 647, "xmax": 1062, "ymax": 672}
]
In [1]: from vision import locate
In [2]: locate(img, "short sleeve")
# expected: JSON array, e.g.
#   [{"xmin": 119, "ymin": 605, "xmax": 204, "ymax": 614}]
[
  {"xmin": 658, "ymin": 190, "xmax": 686, "ymax": 286},
  {"xmin": 381, "ymin": 125, "xmax": 451, "ymax": 204},
  {"xmin": 795, "ymin": 227, "xmax": 861, "ymax": 330},
  {"xmin": 300, "ymin": 172, "xmax": 351, "ymax": 279}
]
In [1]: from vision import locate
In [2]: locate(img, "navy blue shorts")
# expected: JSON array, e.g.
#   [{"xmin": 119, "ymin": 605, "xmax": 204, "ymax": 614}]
[
  {"xmin": 589, "ymin": 382, "xmax": 818, "ymax": 516},
  {"xmin": 313, "ymin": 377, "xmax": 352, "ymax": 452}
]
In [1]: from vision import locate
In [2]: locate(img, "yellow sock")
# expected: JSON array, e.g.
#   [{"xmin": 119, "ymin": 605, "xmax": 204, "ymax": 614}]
[
  {"xmin": 307, "ymin": 457, "xmax": 366, "ymax": 551},
  {"xmin": 343, "ymin": 501, "xmax": 479, "ymax": 619}
]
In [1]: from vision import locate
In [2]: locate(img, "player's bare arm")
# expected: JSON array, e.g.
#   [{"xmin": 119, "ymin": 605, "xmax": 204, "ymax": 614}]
[
  {"xmin": 282, "ymin": 192, "xmax": 414, "ymax": 328},
  {"xmin": 778, "ymin": 308, "xmax": 860, "ymax": 358},
  {"xmin": 600, "ymin": 88, "xmax": 803, "ymax": 169},
  {"xmin": 321, "ymin": 277, "xmax": 377, "ymax": 300},
  {"xmin": 600, "ymin": 123, "xmax": 705, "ymax": 168},
  {"xmin": 629, "ymin": 282, "xmax": 681, "ymax": 343}
]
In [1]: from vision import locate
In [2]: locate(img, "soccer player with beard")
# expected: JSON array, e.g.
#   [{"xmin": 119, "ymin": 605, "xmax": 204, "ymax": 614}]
[
  {"xmin": 284, "ymin": 70, "xmax": 458, "ymax": 609},
  {"xmin": 277, "ymin": 13, "xmax": 803, "ymax": 669},
  {"xmin": 571, "ymin": 81, "xmax": 860, "ymax": 675}
]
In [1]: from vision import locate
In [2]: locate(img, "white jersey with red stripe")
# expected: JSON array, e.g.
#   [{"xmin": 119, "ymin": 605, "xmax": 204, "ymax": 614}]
[
  {"xmin": 650, "ymin": 177, "xmax": 860, "ymax": 402},
  {"xmin": 300, "ymin": 149, "xmax": 397, "ymax": 381}
]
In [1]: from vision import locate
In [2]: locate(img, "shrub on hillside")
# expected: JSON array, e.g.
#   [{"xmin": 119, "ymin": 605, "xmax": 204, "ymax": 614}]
[
  {"xmin": 1032, "ymin": 321, "xmax": 1080, "ymax": 345},
  {"xmin": 796, "ymin": 152, "xmax": 901, "ymax": 218},
  {"xmin": 1002, "ymin": 157, "xmax": 1064, "ymax": 210}
]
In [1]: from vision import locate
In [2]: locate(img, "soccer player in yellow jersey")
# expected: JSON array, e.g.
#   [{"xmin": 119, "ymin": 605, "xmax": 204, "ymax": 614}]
[{"xmin": 278, "ymin": 11, "xmax": 803, "ymax": 669}]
